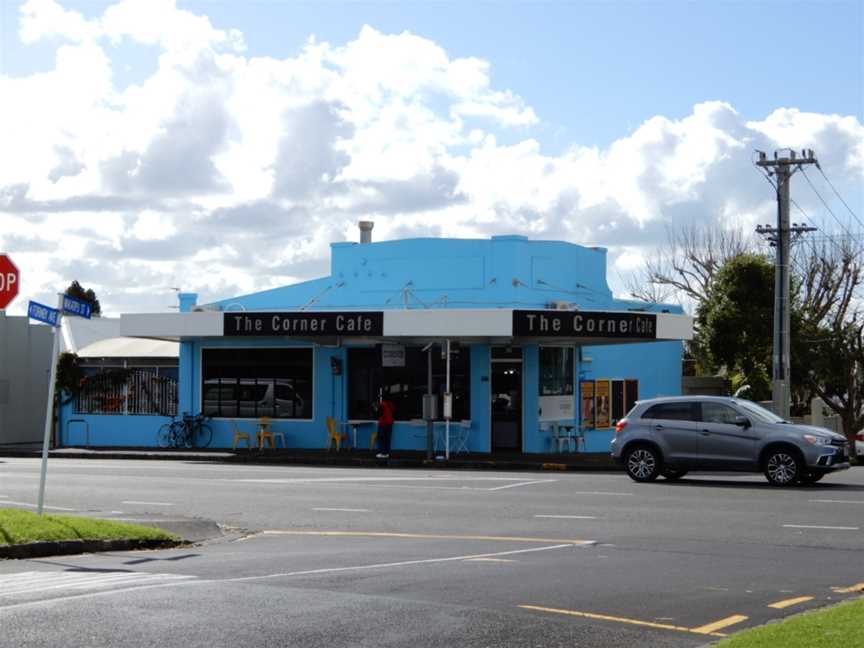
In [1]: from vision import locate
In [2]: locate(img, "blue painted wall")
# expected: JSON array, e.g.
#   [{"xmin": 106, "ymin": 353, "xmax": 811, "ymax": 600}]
[{"xmin": 59, "ymin": 235, "xmax": 684, "ymax": 453}]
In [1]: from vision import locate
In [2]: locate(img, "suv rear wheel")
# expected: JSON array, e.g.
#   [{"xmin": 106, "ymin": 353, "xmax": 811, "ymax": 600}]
[
  {"xmin": 624, "ymin": 445, "xmax": 662, "ymax": 482},
  {"xmin": 764, "ymin": 448, "xmax": 802, "ymax": 487}
]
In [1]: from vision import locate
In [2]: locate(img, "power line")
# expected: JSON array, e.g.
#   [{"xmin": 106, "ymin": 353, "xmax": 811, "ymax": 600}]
[
  {"xmin": 800, "ymin": 167, "xmax": 860, "ymax": 242},
  {"xmin": 815, "ymin": 164, "xmax": 864, "ymax": 231}
]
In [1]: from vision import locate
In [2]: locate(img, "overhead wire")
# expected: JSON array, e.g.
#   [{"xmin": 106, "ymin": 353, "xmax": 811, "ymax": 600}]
[{"xmin": 815, "ymin": 164, "xmax": 864, "ymax": 232}]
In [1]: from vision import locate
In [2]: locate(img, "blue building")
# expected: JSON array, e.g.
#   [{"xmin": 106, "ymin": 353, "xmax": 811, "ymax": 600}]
[{"xmin": 62, "ymin": 229, "xmax": 692, "ymax": 455}]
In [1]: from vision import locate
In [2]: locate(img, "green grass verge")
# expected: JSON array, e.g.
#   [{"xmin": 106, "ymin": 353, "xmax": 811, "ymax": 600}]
[
  {"xmin": 714, "ymin": 598, "xmax": 864, "ymax": 648},
  {"xmin": 0, "ymin": 508, "xmax": 177, "ymax": 546}
]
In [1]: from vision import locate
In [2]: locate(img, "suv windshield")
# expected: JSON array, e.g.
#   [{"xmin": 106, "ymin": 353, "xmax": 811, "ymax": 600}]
[{"xmin": 734, "ymin": 399, "xmax": 785, "ymax": 424}]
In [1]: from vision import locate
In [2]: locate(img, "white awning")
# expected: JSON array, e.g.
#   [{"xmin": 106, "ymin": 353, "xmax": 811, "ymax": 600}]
[
  {"xmin": 120, "ymin": 309, "xmax": 693, "ymax": 345},
  {"xmin": 77, "ymin": 337, "xmax": 179, "ymax": 358}
]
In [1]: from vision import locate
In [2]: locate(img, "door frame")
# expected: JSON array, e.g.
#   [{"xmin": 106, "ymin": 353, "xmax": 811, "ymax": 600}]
[{"xmin": 490, "ymin": 346, "xmax": 523, "ymax": 453}]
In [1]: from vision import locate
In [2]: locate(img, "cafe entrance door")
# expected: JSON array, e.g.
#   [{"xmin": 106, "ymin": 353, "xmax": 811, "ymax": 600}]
[{"xmin": 491, "ymin": 347, "xmax": 522, "ymax": 452}]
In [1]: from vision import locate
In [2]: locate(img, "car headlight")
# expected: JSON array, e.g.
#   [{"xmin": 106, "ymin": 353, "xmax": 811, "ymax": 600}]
[{"xmin": 803, "ymin": 434, "xmax": 832, "ymax": 446}]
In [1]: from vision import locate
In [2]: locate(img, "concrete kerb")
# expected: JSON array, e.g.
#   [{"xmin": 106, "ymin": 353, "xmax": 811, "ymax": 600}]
[
  {"xmin": 0, "ymin": 447, "xmax": 620, "ymax": 473},
  {"xmin": 0, "ymin": 515, "xmax": 228, "ymax": 561},
  {"xmin": 0, "ymin": 538, "xmax": 185, "ymax": 560}
]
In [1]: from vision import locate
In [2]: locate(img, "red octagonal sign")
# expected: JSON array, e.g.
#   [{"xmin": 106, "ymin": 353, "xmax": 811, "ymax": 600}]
[{"xmin": 0, "ymin": 254, "xmax": 20, "ymax": 310}]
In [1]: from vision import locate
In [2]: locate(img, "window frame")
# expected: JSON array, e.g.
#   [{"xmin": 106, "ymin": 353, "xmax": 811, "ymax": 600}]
[{"xmin": 198, "ymin": 345, "xmax": 315, "ymax": 421}]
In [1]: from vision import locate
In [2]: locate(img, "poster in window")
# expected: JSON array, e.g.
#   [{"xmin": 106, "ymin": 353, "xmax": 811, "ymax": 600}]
[
  {"xmin": 595, "ymin": 379, "xmax": 611, "ymax": 428},
  {"xmin": 580, "ymin": 381, "xmax": 595, "ymax": 428}
]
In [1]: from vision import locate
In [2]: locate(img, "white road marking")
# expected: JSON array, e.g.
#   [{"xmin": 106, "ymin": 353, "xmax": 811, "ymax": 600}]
[
  {"xmin": 313, "ymin": 507, "xmax": 370, "ymax": 512},
  {"xmin": 121, "ymin": 501, "xmax": 174, "ymax": 507},
  {"xmin": 810, "ymin": 499, "xmax": 864, "ymax": 505},
  {"xmin": 225, "ymin": 543, "xmax": 575, "ymax": 583},
  {"xmin": 0, "ymin": 500, "xmax": 77, "ymax": 512},
  {"xmin": 0, "ymin": 571, "xmax": 196, "ymax": 598},
  {"xmin": 534, "ymin": 515, "xmax": 598, "ymax": 520},
  {"xmin": 0, "ymin": 545, "xmax": 575, "ymax": 613},
  {"xmin": 783, "ymin": 524, "xmax": 860, "ymax": 531},
  {"xmin": 229, "ymin": 476, "xmax": 550, "ymax": 484},
  {"xmin": 487, "ymin": 480, "xmax": 556, "ymax": 491},
  {"xmin": 568, "ymin": 491, "xmax": 633, "ymax": 496}
]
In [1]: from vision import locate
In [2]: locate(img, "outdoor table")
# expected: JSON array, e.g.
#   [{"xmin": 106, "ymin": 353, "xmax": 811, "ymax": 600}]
[{"xmin": 344, "ymin": 419, "xmax": 376, "ymax": 449}]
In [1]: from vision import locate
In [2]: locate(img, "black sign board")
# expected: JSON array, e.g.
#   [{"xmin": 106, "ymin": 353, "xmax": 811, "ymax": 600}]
[
  {"xmin": 513, "ymin": 310, "xmax": 657, "ymax": 339},
  {"xmin": 224, "ymin": 311, "xmax": 383, "ymax": 337}
]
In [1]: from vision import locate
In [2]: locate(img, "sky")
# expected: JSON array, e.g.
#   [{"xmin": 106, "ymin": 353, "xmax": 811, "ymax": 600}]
[{"xmin": 0, "ymin": 0, "xmax": 862, "ymax": 316}]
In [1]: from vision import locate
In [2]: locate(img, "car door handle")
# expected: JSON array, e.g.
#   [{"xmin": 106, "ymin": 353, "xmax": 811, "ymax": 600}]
[
  {"xmin": 653, "ymin": 424, "xmax": 664, "ymax": 431},
  {"xmin": 701, "ymin": 429, "xmax": 711, "ymax": 436}
]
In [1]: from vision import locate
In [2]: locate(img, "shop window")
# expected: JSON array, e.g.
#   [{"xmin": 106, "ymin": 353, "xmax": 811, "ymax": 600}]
[
  {"xmin": 539, "ymin": 347, "xmax": 575, "ymax": 396},
  {"xmin": 579, "ymin": 378, "xmax": 639, "ymax": 428},
  {"xmin": 201, "ymin": 348, "xmax": 313, "ymax": 419},
  {"xmin": 347, "ymin": 345, "xmax": 470, "ymax": 421}
]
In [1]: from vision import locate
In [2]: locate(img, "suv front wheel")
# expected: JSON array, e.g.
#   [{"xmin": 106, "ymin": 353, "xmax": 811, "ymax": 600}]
[
  {"xmin": 624, "ymin": 445, "xmax": 662, "ymax": 482},
  {"xmin": 764, "ymin": 448, "xmax": 802, "ymax": 487}
]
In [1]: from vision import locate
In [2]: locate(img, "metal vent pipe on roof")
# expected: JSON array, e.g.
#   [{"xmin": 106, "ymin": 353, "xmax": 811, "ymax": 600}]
[{"xmin": 359, "ymin": 221, "xmax": 374, "ymax": 244}]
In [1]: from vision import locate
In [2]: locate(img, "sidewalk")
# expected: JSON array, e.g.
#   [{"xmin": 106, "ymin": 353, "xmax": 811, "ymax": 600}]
[{"xmin": 0, "ymin": 444, "xmax": 618, "ymax": 472}]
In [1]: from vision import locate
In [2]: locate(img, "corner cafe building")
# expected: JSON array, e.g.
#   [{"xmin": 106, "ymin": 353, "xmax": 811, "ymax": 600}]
[{"xmin": 108, "ymin": 233, "xmax": 692, "ymax": 455}]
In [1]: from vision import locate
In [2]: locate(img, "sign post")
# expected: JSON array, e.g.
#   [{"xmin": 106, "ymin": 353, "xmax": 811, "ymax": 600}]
[
  {"xmin": 34, "ymin": 295, "xmax": 63, "ymax": 515},
  {"xmin": 31, "ymin": 291, "xmax": 95, "ymax": 514},
  {"xmin": 0, "ymin": 254, "xmax": 19, "ymax": 310}
]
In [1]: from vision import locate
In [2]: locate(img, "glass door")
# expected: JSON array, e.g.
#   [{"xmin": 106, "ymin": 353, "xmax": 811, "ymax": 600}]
[{"xmin": 491, "ymin": 347, "xmax": 522, "ymax": 452}]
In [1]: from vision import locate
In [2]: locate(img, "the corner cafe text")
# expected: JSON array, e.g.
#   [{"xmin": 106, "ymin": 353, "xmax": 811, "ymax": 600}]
[
  {"xmin": 224, "ymin": 312, "xmax": 384, "ymax": 336},
  {"xmin": 513, "ymin": 310, "xmax": 656, "ymax": 338}
]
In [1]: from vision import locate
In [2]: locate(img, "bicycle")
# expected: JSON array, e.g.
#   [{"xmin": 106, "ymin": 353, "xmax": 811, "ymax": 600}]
[{"xmin": 156, "ymin": 413, "xmax": 213, "ymax": 449}]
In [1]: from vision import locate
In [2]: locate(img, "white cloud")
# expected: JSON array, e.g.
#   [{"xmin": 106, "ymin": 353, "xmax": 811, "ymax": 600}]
[{"xmin": 1, "ymin": 2, "xmax": 862, "ymax": 316}]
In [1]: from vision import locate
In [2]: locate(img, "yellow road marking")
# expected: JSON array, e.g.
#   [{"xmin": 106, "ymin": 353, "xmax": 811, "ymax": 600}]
[
  {"xmin": 261, "ymin": 530, "xmax": 594, "ymax": 545},
  {"xmin": 465, "ymin": 558, "xmax": 515, "ymax": 563},
  {"xmin": 691, "ymin": 614, "xmax": 749, "ymax": 635},
  {"xmin": 518, "ymin": 605, "xmax": 730, "ymax": 638},
  {"xmin": 832, "ymin": 583, "xmax": 864, "ymax": 594},
  {"xmin": 768, "ymin": 596, "xmax": 814, "ymax": 609}
]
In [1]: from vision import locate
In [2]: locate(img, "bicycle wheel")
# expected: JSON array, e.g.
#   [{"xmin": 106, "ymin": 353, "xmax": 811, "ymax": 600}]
[
  {"xmin": 157, "ymin": 424, "xmax": 173, "ymax": 448},
  {"xmin": 195, "ymin": 424, "xmax": 213, "ymax": 448},
  {"xmin": 170, "ymin": 421, "xmax": 186, "ymax": 448},
  {"xmin": 181, "ymin": 423, "xmax": 193, "ymax": 448}
]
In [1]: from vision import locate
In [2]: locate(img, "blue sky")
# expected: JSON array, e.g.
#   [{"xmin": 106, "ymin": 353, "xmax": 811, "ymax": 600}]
[{"xmin": 0, "ymin": 0, "xmax": 861, "ymax": 314}]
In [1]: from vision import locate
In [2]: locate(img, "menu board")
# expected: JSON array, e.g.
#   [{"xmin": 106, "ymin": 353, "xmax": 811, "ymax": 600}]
[
  {"xmin": 580, "ymin": 381, "xmax": 595, "ymax": 429},
  {"xmin": 595, "ymin": 379, "xmax": 611, "ymax": 428}
]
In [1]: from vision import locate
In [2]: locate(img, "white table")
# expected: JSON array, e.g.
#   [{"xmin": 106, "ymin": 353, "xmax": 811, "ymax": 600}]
[{"xmin": 344, "ymin": 419, "xmax": 376, "ymax": 449}]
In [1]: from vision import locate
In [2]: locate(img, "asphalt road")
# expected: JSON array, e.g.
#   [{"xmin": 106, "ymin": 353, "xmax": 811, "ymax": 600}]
[{"xmin": 1, "ymin": 457, "xmax": 862, "ymax": 647}]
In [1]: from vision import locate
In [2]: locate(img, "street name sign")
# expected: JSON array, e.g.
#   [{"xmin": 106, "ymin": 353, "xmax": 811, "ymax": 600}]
[
  {"xmin": 62, "ymin": 294, "xmax": 93, "ymax": 319},
  {"xmin": 28, "ymin": 301, "xmax": 60, "ymax": 327}
]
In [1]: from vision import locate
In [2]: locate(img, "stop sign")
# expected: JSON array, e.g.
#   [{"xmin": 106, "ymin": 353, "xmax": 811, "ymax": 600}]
[{"xmin": 0, "ymin": 254, "xmax": 19, "ymax": 310}]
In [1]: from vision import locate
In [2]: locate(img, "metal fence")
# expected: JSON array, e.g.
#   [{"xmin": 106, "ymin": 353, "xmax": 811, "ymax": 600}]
[{"xmin": 76, "ymin": 370, "xmax": 178, "ymax": 416}]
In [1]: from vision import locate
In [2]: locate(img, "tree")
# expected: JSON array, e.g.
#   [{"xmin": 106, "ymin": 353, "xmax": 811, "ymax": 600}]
[
  {"xmin": 629, "ymin": 224, "xmax": 864, "ymax": 439},
  {"xmin": 626, "ymin": 223, "xmax": 756, "ymax": 307},
  {"xmin": 64, "ymin": 280, "xmax": 101, "ymax": 316},
  {"xmin": 697, "ymin": 254, "xmax": 775, "ymax": 402}
]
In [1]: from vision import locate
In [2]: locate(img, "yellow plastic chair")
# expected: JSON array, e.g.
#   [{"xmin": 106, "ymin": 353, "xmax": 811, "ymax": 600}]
[
  {"xmin": 326, "ymin": 416, "xmax": 345, "ymax": 451},
  {"xmin": 231, "ymin": 423, "xmax": 252, "ymax": 450},
  {"xmin": 257, "ymin": 416, "xmax": 274, "ymax": 449}
]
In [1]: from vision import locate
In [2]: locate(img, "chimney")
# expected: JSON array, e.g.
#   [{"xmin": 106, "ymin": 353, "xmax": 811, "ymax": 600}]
[{"xmin": 358, "ymin": 221, "xmax": 374, "ymax": 244}]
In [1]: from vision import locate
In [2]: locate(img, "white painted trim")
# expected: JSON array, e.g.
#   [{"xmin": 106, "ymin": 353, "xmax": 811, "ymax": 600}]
[
  {"xmin": 121, "ymin": 312, "xmax": 222, "ymax": 338},
  {"xmin": 656, "ymin": 313, "xmax": 694, "ymax": 341},
  {"xmin": 384, "ymin": 309, "xmax": 511, "ymax": 337}
]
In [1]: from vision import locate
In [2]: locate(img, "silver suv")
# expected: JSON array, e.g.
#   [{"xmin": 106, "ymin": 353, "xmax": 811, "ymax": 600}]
[{"xmin": 610, "ymin": 396, "xmax": 850, "ymax": 486}]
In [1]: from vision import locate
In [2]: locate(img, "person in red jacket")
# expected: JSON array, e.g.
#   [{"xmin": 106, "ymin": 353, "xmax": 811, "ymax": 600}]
[{"xmin": 375, "ymin": 392, "xmax": 396, "ymax": 459}]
